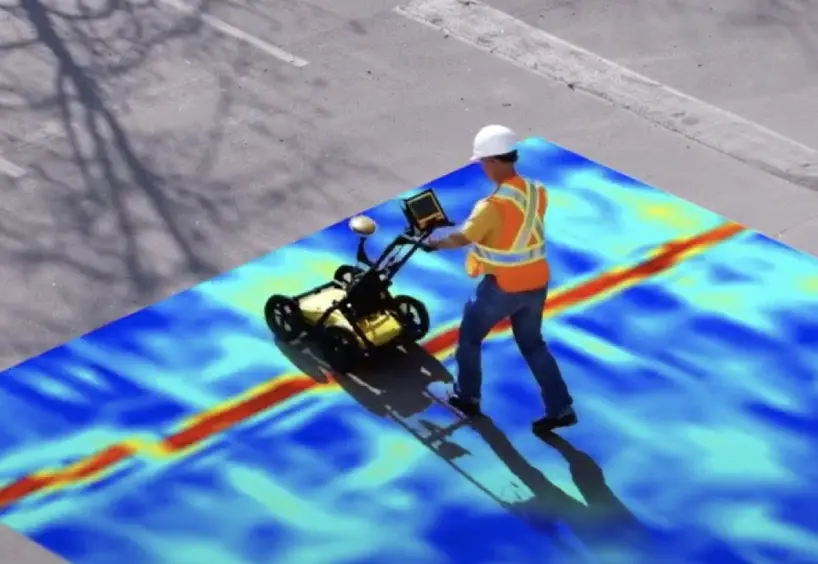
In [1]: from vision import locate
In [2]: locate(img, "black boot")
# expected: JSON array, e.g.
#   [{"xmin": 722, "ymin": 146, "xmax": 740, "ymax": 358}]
[
  {"xmin": 448, "ymin": 395, "xmax": 482, "ymax": 418},
  {"xmin": 532, "ymin": 409, "xmax": 577, "ymax": 434}
]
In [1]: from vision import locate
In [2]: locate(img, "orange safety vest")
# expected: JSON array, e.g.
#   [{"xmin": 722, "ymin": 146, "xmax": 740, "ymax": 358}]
[{"xmin": 465, "ymin": 176, "xmax": 550, "ymax": 293}]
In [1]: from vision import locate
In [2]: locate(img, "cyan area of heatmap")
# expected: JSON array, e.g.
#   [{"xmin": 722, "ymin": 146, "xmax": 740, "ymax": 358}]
[{"xmin": 1, "ymin": 137, "xmax": 818, "ymax": 564}]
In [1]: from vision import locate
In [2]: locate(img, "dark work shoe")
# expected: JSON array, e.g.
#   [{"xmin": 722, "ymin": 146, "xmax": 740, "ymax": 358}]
[
  {"xmin": 532, "ymin": 409, "xmax": 578, "ymax": 434},
  {"xmin": 448, "ymin": 395, "xmax": 482, "ymax": 418}
]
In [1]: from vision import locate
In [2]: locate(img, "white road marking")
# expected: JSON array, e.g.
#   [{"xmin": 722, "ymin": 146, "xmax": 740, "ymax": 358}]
[
  {"xmin": 158, "ymin": 0, "xmax": 309, "ymax": 68},
  {"xmin": 0, "ymin": 156, "xmax": 26, "ymax": 179},
  {"xmin": 395, "ymin": 0, "xmax": 818, "ymax": 191}
]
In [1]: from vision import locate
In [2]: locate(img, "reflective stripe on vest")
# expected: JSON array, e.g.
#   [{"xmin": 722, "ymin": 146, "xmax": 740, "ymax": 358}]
[
  {"xmin": 472, "ymin": 179, "xmax": 546, "ymax": 267},
  {"xmin": 472, "ymin": 244, "xmax": 545, "ymax": 265}
]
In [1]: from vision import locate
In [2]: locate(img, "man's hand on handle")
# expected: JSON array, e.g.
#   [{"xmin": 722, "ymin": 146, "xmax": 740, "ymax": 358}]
[{"xmin": 429, "ymin": 231, "xmax": 471, "ymax": 250}]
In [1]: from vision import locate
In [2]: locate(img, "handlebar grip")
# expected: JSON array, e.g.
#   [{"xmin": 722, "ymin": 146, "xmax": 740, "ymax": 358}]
[{"xmin": 418, "ymin": 240, "xmax": 436, "ymax": 252}]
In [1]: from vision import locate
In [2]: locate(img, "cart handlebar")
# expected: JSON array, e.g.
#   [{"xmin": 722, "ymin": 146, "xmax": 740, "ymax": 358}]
[
  {"xmin": 395, "ymin": 231, "xmax": 436, "ymax": 253},
  {"xmin": 354, "ymin": 203, "xmax": 451, "ymax": 271}
]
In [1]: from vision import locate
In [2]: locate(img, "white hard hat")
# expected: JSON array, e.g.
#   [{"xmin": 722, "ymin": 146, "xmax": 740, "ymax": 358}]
[{"xmin": 470, "ymin": 124, "xmax": 518, "ymax": 162}]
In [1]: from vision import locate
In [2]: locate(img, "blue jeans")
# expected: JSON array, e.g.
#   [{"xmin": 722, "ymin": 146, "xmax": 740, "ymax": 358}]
[{"xmin": 454, "ymin": 276, "xmax": 573, "ymax": 417}]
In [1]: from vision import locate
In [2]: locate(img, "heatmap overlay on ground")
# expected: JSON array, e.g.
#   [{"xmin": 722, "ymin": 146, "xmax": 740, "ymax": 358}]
[{"xmin": 1, "ymin": 137, "xmax": 817, "ymax": 564}]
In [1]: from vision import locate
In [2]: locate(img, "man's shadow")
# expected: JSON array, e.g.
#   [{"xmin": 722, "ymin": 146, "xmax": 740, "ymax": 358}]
[
  {"xmin": 276, "ymin": 338, "xmax": 650, "ymax": 558},
  {"xmin": 470, "ymin": 419, "xmax": 650, "ymax": 557}
]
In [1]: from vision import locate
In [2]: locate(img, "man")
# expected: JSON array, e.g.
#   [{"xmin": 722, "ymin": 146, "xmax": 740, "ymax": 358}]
[{"xmin": 429, "ymin": 124, "xmax": 577, "ymax": 434}]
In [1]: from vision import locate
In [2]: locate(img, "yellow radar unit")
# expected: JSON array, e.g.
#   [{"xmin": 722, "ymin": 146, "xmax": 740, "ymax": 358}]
[{"xmin": 264, "ymin": 189, "xmax": 454, "ymax": 372}]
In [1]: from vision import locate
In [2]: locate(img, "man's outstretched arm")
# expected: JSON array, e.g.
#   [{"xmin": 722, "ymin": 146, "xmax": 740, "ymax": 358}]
[
  {"xmin": 430, "ymin": 200, "xmax": 495, "ymax": 250},
  {"xmin": 431, "ymin": 231, "xmax": 471, "ymax": 249}
]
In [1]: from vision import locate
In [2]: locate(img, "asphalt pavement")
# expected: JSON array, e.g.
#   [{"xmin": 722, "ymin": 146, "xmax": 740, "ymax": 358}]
[{"xmin": 0, "ymin": 0, "xmax": 816, "ymax": 562}]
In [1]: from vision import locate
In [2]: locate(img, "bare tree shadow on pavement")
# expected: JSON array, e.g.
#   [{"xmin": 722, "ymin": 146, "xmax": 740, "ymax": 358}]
[{"xmin": 0, "ymin": 0, "xmax": 399, "ymax": 367}]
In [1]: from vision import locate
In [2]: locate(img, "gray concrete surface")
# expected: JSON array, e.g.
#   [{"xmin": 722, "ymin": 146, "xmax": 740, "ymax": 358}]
[
  {"xmin": 493, "ymin": 0, "xmax": 818, "ymax": 149},
  {"xmin": 0, "ymin": 0, "xmax": 816, "ymax": 562},
  {"xmin": 399, "ymin": 0, "xmax": 818, "ymax": 191}
]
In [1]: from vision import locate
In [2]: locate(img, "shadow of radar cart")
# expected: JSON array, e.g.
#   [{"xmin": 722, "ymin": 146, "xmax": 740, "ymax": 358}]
[{"xmin": 264, "ymin": 188, "xmax": 454, "ymax": 372}]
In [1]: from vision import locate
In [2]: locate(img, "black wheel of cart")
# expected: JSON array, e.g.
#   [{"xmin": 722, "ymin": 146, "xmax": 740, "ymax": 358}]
[
  {"xmin": 333, "ymin": 265, "xmax": 364, "ymax": 285},
  {"xmin": 392, "ymin": 295, "xmax": 430, "ymax": 342},
  {"xmin": 264, "ymin": 295, "xmax": 304, "ymax": 342}
]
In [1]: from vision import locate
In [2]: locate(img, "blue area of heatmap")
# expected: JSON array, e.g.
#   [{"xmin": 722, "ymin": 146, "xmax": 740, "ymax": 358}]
[{"xmin": 1, "ymin": 138, "xmax": 818, "ymax": 564}]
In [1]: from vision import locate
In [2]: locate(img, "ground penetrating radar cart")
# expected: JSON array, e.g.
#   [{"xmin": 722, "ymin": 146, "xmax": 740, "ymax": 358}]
[{"xmin": 264, "ymin": 188, "xmax": 454, "ymax": 371}]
